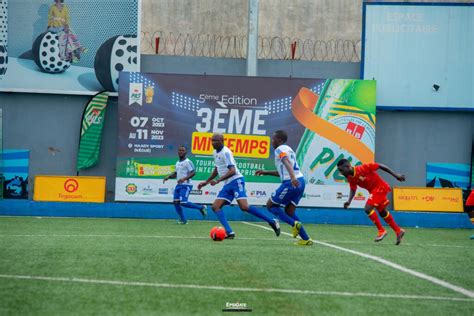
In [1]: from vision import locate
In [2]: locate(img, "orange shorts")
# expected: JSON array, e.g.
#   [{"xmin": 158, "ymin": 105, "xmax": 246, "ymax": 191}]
[{"xmin": 367, "ymin": 191, "xmax": 390, "ymax": 211}]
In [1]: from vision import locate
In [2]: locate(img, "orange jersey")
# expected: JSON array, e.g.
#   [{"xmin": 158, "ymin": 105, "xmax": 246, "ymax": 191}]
[{"xmin": 347, "ymin": 163, "xmax": 391, "ymax": 193}]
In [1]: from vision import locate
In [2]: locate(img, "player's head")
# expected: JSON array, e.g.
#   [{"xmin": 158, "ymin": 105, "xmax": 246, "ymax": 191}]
[
  {"xmin": 337, "ymin": 159, "xmax": 353, "ymax": 177},
  {"xmin": 178, "ymin": 145, "xmax": 187, "ymax": 159},
  {"xmin": 272, "ymin": 130, "xmax": 288, "ymax": 149},
  {"xmin": 211, "ymin": 133, "xmax": 224, "ymax": 150}
]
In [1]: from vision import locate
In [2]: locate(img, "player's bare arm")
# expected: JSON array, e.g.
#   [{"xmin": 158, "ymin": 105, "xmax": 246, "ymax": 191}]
[
  {"xmin": 198, "ymin": 167, "xmax": 218, "ymax": 189},
  {"xmin": 211, "ymin": 166, "xmax": 236, "ymax": 186},
  {"xmin": 282, "ymin": 157, "xmax": 299, "ymax": 187},
  {"xmin": 163, "ymin": 171, "xmax": 177, "ymax": 183},
  {"xmin": 255, "ymin": 170, "xmax": 279, "ymax": 177},
  {"xmin": 344, "ymin": 189, "xmax": 356, "ymax": 209},
  {"xmin": 178, "ymin": 170, "xmax": 196, "ymax": 184},
  {"xmin": 378, "ymin": 164, "xmax": 406, "ymax": 182}
]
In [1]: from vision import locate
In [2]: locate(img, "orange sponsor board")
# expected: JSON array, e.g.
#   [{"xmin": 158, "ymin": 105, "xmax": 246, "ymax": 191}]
[
  {"xmin": 34, "ymin": 175, "xmax": 106, "ymax": 203},
  {"xmin": 393, "ymin": 187, "xmax": 463, "ymax": 212},
  {"xmin": 191, "ymin": 132, "xmax": 270, "ymax": 158}
]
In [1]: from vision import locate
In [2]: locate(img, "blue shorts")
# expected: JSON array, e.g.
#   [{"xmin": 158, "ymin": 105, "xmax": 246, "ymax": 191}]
[
  {"xmin": 173, "ymin": 184, "xmax": 193, "ymax": 203},
  {"xmin": 217, "ymin": 177, "xmax": 247, "ymax": 204},
  {"xmin": 271, "ymin": 177, "xmax": 305, "ymax": 207}
]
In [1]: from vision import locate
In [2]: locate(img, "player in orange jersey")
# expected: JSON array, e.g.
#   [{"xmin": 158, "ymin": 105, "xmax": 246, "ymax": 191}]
[{"xmin": 337, "ymin": 159, "xmax": 406, "ymax": 245}]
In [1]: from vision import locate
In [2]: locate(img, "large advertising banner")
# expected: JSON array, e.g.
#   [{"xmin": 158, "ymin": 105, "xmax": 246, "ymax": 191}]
[
  {"xmin": 362, "ymin": 3, "xmax": 473, "ymax": 111},
  {"xmin": 0, "ymin": 0, "xmax": 140, "ymax": 95},
  {"xmin": 115, "ymin": 73, "xmax": 376, "ymax": 208}
]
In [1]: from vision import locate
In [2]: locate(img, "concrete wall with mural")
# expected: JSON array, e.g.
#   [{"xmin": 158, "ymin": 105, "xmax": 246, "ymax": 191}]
[{"xmin": 1, "ymin": 55, "xmax": 472, "ymax": 201}]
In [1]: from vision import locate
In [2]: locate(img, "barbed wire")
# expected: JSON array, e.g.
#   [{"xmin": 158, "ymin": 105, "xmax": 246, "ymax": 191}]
[{"xmin": 141, "ymin": 31, "xmax": 361, "ymax": 62}]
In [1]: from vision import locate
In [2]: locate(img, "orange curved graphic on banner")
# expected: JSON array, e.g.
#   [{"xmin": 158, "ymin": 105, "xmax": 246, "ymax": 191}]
[{"xmin": 291, "ymin": 87, "xmax": 374, "ymax": 163}]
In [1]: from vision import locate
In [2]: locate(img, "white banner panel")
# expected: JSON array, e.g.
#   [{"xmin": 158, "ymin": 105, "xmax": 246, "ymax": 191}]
[{"xmin": 115, "ymin": 177, "xmax": 369, "ymax": 208}]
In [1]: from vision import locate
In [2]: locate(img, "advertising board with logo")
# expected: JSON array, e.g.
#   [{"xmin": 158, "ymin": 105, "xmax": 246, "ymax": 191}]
[
  {"xmin": 393, "ymin": 187, "xmax": 463, "ymax": 212},
  {"xmin": 115, "ymin": 73, "xmax": 376, "ymax": 207},
  {"xmin": 34, "ymin": 175, "xmax": 105, "ymax": 203}
]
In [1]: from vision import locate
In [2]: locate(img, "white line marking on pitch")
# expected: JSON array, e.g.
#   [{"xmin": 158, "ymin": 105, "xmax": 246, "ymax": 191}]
[
  {"xmin": 242, "ymin": 221, "xmax": 474, "ymax": 299},
  {"xmin": 0, "ymin": 274, "xmax": 472, "ymax": 303},
  {"xmin": 322, "ymin": 240, "xmax": 472, "ymax": 249},
  {"xmin": 1, "ymin": 214, "xmax": 471, "ymax": 249}
]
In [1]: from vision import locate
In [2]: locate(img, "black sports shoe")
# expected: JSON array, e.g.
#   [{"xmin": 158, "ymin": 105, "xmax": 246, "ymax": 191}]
[
  {"xmin": 225, "ymin": 232, "xmax": 235, "ymax": 239},
  {"xmin": 269, "ymin": 219, "xmax": 281, "ymax": 237}
]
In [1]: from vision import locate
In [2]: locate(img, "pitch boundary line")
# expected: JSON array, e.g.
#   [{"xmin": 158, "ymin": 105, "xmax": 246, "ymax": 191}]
[
  {"xmin": 0, "ymin": 274, "xmax": 472, "ymax": 303},
  {"xmin": 242, "ymin": 221, "xmax": 474, "ymax": 299}
]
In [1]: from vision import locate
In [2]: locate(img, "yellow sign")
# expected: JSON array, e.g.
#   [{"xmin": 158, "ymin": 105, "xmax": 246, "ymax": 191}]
[
  {"xmin": 191, "ymin": 132, "xmax": 270, "ymax": 158},
  {"xmin": 135, "ymin": 163, "xmax": 174, "ymax": 177},
  {"xmin": 393, "ymin": 187, "xmax": 463, "ymax": 212},
  {"xmin": 34, "ymin": 175, "xmax": 106, "ymax": 203}
]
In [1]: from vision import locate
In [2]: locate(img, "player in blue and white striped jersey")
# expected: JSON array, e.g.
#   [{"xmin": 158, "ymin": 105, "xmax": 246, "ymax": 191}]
[
  {"xmin": 198, "ymin": 133, "xmax": 280, "ymax": 239},
  {"xmin": 256, "ymin": 130, "xmax": 313, "ymax": 246},
  {"xmin": 163, "ymin": 146, "xmax": 207, "ymax": 224}
]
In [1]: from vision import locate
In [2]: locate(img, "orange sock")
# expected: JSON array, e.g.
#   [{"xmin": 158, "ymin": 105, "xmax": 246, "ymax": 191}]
[
  {"xmin": 368, "ymin": 210, "xmax": 385, "ymax": 233},
  {"xmin": 382, "ymin": 211, "xmax": 401, "ymax": 234}
]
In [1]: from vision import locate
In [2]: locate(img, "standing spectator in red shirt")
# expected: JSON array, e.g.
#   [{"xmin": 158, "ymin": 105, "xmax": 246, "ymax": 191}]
[
  {"xmin": 466, "ymin": 190, "xmax": 474, "ymax": 239},
  {"xmin": 337, "ymin": 159, "xmax": 406, "ymax": 245},
  {"xmin": 466, "ymin": 190, "xmax": 474, "ymax": 211}
]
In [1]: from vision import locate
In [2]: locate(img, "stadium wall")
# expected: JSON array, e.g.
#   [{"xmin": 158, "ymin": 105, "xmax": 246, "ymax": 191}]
[
  {"xmin": 0, "ymin": 55, "xmax": 472, "ymax": 227},
  {"xmin": 0, "ymin": 200, "xmax": 471, "ymax": 229}
]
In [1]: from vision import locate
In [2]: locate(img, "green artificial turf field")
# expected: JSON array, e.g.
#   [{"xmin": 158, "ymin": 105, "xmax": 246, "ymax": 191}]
[{"xmin": 0, "ymin": 216, "xmax": 472, "ymax": 315}]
